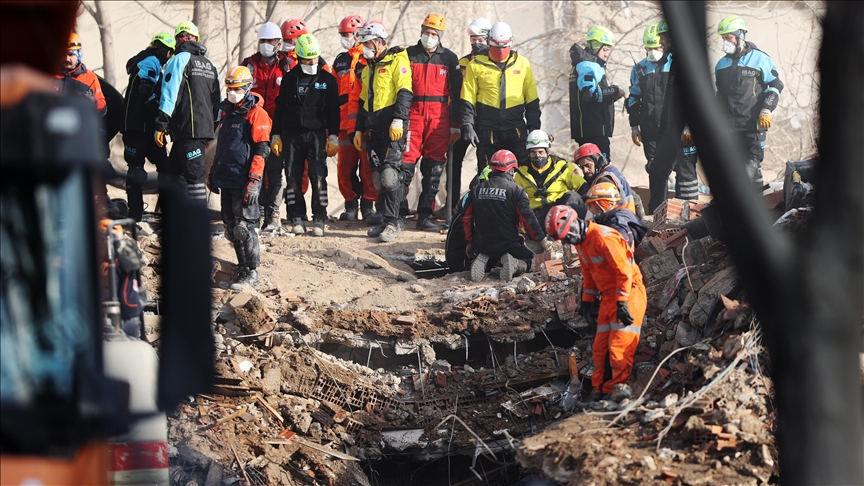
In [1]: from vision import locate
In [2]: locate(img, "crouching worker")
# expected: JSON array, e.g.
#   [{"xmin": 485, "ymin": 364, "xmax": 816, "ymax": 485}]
[
  {"xmin": 545, "ymin": 205, "xmax": 646, "ymax": 401},
  {"xmin": 208, "ymin": 67, "xmax": 272, "ymax": 289},
  {"xmin": 584, "ymin": 182, "xmax": 647, "ymax": 250},
  {"xmin": 463, "ymin": 150, "xmax": 553, "ymax": 282}
]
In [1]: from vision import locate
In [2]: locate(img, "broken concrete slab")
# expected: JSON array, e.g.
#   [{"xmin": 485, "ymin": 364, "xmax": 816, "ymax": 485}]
[
  {"xmin": 688, "ymin": 267, "xmax": 740, "ymax": 328},
  {"xmin": 640, "ymin": 249, "xmax": 681, "ymax": 287}
]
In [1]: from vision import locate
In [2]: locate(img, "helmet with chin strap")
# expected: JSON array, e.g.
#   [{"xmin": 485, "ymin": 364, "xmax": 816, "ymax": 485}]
[
  {"xmin": 574, "ymin": 143, "xmax": 609, "ymax": 173},
  {"xmin": 545, "ymin": 205, "xmax": 587, "ymax": 245},
  {"xmin": 488, "ymin": 149, "xmax": 518, "ymax": 173}
]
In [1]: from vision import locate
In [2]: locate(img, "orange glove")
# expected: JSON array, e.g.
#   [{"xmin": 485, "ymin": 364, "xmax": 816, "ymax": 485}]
[
  {"xmin": 154, "ymin": 131, "xmax": 166, "ymax": 148},
  {"xmin": 758, "ymin": 109, "xmax": 772, "ymax": 130},
  {"xmin": 325, "ymin": 134, "xmax": 338, "ymax": 157}
]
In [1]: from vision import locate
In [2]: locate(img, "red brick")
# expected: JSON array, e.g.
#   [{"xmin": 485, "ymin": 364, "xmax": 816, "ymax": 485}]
[
  {"xmin": 533, "ymin": 252, "xmax": 552, "ymax": 271},
  {"xmin": 653, "ymin": 199, "xmax": 689, "ymax": 230},
  {"xmin": 435, "ymin": 372, "xmax": 447, "ymax": 388},
  {"xmin": 541, "ymin": 259, "xmax": 565, "ymax": 281}
]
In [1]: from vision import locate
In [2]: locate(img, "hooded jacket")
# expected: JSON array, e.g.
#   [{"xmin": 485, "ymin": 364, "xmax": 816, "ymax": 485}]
[
  {"xmin": 460, "ymin": 51, "xmax": 540, "ymax": 132},
  {"xmin": 272, "ymin": 63, "xmax": 340, "ymax": 135},
  {"xmin": 212, "ymin": 93, "xmax": 271, "ymax": 189},
  {"xmin": 463, "ymin": 171, "xmax": 545, "ymax": 254},
  {"xmin": 715, "ymin": 41, "xmax": 783, "ymax": 133},
  {"xmin": 515, "ymin": 155, "xmax": 586, "ymax": 210},
  {"xmin": 594, "ymin": 208, "xmax": 648, "ymax": 249},
  {"xmin": 55, "ymin": 62, "xmax": 107, "ymax": 116},
  {"xmin": 569, "ymin": 44, "xmax": 617, "ymax": 139},
  {"xmin": 123, "ymin": 47, "xmax": 170, "ymax": 134},
  {"xmin": 156, "ymin": 41, "xmax": 221, "ymax": 140}
]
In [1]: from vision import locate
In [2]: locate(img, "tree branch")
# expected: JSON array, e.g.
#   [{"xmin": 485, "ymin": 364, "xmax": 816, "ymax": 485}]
[{"xmin": 132, "ymin": 0, "xmax": 175, "ymax": 30}]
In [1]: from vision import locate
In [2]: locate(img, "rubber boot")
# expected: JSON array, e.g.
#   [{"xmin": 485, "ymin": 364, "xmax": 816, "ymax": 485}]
[
  {"xmin": 340, "ymin": 200, "xmax": 359, "ymax": 221},
  {"xmin": 471, "ymin": 253, "xmax": 490, "ymax": 282},
  {"xmin": 500, "ymin": 253, "xmax": 528, "ymax": 281}
]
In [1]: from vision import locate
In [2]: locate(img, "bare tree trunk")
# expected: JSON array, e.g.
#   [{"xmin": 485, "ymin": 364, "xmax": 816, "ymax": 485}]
[
  {"xmin": 193, "ymin": 0, "xmax": 208, "ymax": 46},
  {"xmin": 222, "ymin": 0, "xmax": 232, "ymax": 76},
  {"xmin": 265, "ymin": 0, "xmax": 279, "ymax": 23},
  {"xmin": 239, "ymin": 0, "xmax": 257, "ymax": 64},
  {"xmin": 83, "ymin": 0, "xmax": 116, "ymax": 86}
]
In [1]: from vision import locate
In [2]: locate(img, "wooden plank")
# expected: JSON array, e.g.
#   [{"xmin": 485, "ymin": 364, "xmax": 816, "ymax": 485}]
[
  {"xmin": 264, "ymin": 437, "xmax": 359, "ymax": 461},
  {"xmin": 256, "ymin": 395, "xmax": 284, "ymax": 425}
]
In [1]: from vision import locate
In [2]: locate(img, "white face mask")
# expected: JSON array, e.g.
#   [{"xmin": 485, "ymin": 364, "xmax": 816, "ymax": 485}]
[
  {"xmin": 721, "ymin": 40, "xmax": 738, "ymax": 54},
  {"xmin": 226, "ymin": 90, "xmax": 246, "ymax": 104},
  {"xmin": 420, "ymin": 35, "xmax": 438, "ymax": 50},
  {"xmin": 362, "ymin": 46, "xmax": 376, "ymax": 59},
  {"xmin": 282, "ymin": 42, "xmax": 295, "ymax": 52},
  {"xmin": 259, "ymin": 42, "xmax": 277, "ymax": 58},
  {"xmin": 301, "ymin": 64, "xmax": 318, "ymax": 75},
  {"xmin": 647, "ymin": 49, "xmax": 663, "ymax": 62},
  {"xmin": 341, "ymin": 36, "xmax": 354, "ymax": 50}
]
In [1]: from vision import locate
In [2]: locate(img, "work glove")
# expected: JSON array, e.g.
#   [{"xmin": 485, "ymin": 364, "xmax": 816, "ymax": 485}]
[
  {"xmin": 244, "ymin": 178, "xmax": 261, "ymax": 206},
  {"xmin": 681, "ymin": 126, "xmax": 693, "ymax": 146},
  {"xmin": 461, "ymin": 125, "xmax": 479, "ymax": 147},
  {"xmin": 616, "ymin": 301, "xmax": 635, "ymax": 326},
  {"xmin": 465, "ymin": 243, "xmax": 474, "ymax": 259},
  {"xmin": 631, "ymin": 126, "xmax": 642, "ymax": 146},
  {"xmin": 353, "ymin": 131, "xmax": 364, "ymax": 151},
  {"xmin": 614, "ymin": 85, "xmax": 627, "ymax": 101},
  {"xmin": 541, "ymin": 237, "xmax": 554, "ymax": 253},
  {"xmin": 325, "ymin": 134, "xmax": 339, "ymax": 157},
  {"xmin": 389, "ymin": 119, "xmax": 404, "ymax": 141},
  {"xmin": 580, "ymin": 301, "xmax": 598, "ymax": 326},
  {"xmin": 758, "ymin": 109, "xmax": 772, "ymax": 130},
  {"xmin": 154, "ymin": 130, "xmax": 166, "ymax": 148},
  {"xmin": 449, "ymin": 127, "xmax": 461, "ymax": 144},
  {"xmin": 271, "ymin": 134, "xmax": 282, "ymax": 157},
  {"xmin": 207, "ymin": 171, "xmax": 219, "ymax": 194}
]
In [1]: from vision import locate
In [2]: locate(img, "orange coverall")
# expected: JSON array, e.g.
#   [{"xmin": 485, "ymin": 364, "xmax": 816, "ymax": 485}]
[{"xmin": 577, "ymin": 222, "xmax": 647, "ymax": 394}]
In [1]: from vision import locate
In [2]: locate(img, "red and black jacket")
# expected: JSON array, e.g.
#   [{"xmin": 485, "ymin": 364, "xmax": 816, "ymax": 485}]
[
  {"xmin": 405, "ymin": 42, "xmax": 462, "ymax": 124},
  {"xmin": 243, "ymin": 52, "xmax": 291, "ymax": 119}
]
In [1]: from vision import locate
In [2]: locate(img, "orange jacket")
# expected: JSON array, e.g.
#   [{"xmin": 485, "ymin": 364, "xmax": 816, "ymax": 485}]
[
  {"xmin": 577, "ymin": 222, "xmax": 641, "ymax": 303},
  {"xmin": 332, "ymin": 45, "xmax": 367, "ymax": 133},
  {"xmin": 55, "ymin": 62, "xmax": 107, "ymax": 115}
]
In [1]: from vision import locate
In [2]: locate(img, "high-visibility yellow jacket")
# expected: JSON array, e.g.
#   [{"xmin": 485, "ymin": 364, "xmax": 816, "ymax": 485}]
[
  {"xmin": 460, "ymin": 51, "xmax": 541, "ymax": 131},
  {"xmin": 515, "ymin": 155, "xmax": 586, "ymax": 210},
  {"xmin": 356, "ymin": 47, "xmax": 413, "ymax": 133}
]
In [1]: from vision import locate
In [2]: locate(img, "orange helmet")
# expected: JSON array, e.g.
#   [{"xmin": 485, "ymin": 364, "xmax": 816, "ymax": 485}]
[
  {"xmin": 422, "ymin": 13, "xmax": 446, "ymax": 31},
  {"xmin": 68, "ymin": 32, "xmax": 82, "ymax": 50},
  {"xmin": 585, "ymin": 182, "xmax": 621, "ymax": 213},
  {"xmin": 225, "ymin": 66, "xmax": 253, "ymax": 88}
]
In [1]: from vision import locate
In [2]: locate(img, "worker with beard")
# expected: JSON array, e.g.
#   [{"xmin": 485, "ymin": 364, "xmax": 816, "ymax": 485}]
[
  {"xmin": 55, "ymin": 33, "xmax": 107, "ymax": 116},
  {"xmin": 574, "ymin": 143, "xmax": 646, "ymax": 220}
]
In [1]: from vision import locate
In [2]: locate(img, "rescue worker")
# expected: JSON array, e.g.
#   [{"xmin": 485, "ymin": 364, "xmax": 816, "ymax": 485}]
[
  {"xmin": 403, "ymin": 13, "xmax": 462, "ymax": 232},
  {"xmin": 207, "ymin": 67, "xmax": 271, "ymax": 289},
  {"xmin": 121, "ymin": 32, "xmax": 175, "ymax": 221},
  {"xmin": 584, "ymin": 182, "xmax": 647, "ymax": 250},
  {"xmin": 514, "ymin": 129, "xmax": 586, "ymax": 225},
  {"xmin": 574, "ymin": 143, "xmax": 645, "ymax": 219},
  {"xmin": 353, "ymin": 22, "xmax": 414, "ymax": 242},
  {"xmin": 714, "ymin": 15, "xmax": 783, "ymax": 187},
  {"xmin": 333, "ymin": 14, "xmax": 379, "ymax": 222},
  {"xmin": 568, "ymin": 25, "xmax": 626, "ymax": 161},
  {"xmin": 461, "ymin": 22, "xmax": 541, "ymax": 168},
  {"xmin": 55, "ymin": 33, "xmax": 107, "ymax": 116},
  {"xmin": 463, "ymin": 150, "xmax": 553, "ymax": 282},
  {"xmin": 242, "ymin": 21, "xmax": 291, "ymax": 231},
  {"xmin": 628, "ymin": 22, "xmax": 699, "ymax": 212},
  {"xmin": 545, "ymin": 205, "xmax": 646, "ymax": 401},
  {"xmin": 449, "ymin": 18, "xmax": 492, "ymax": 206},
  {"xmin": 271, "ymin": 34, "xmax": 340, "ymax": 237},
  {"xmin": 155, "ymin": 21, "xmax": 221, "ymax": 201}
]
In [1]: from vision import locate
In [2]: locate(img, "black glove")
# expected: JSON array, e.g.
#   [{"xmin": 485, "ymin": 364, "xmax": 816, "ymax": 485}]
[
  {"xmin": 244, "ymin": 178, "xmax": 260, "ymax": 206},
  {"xmin": 616, "ymin": 301, "xmax": 634, "ymax": 326},
  {"xmin": 139, "ymin": 80, "xmax": 154, "ymax": 98},
  {"xmin": 461, "ymin": 125, "xmax": 479, "ymax": 147},
  {"xmin": 580, "ymin": 301, "xmax": 598, "ymax": 326},
  {"xmin": 207, "ymin": 171, "xmax": 219, "ymax": 194},
  {"xmin": 465, "ymin": 243, "xmax": 474, "ymax": 259}
]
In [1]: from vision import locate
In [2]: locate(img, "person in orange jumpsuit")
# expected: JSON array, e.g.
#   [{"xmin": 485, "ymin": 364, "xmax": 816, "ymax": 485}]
[
  {"xmin": 55, "ymin": 33, "xmax": 107, "ymax": 116},
  {"xmin": 545, "ymin": 204, "xmax": 647, "ymax": 400},
  {"xmin": 332, "ymin": 14, "xmax": 379, "ymax": 222}
]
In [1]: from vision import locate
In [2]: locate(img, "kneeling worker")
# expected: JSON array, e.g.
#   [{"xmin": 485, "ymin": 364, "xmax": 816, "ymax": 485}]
[
  {"xmin": 545, "ymin": 205, "xmax": 646, "ymax": 400},
  {"xmin": 515, "ymin": 129, "xmax": 587, "ymax": 224},
  {"xmin": 463, "ymin": 150, "xmax": 552, "ymax": 282},
  {"xmin": 208, "ymin": 67, "xmax": 272, "ymax": 289}
]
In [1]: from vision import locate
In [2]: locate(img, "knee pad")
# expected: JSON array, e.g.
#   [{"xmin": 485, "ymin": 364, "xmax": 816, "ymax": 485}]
[
  {"xmin": 381, "ymin": 166, "xmax": 400, "ymax": 191},
  {"xmin": 427, "ymin": 161, "xmax": 445, "ymax": 180},
  {"xmin": 744, "ymin": 158, "xmax": 761, "ymax": 181},
  {"xmin": 233, "ymin": 222, "xmax": 252, "ymax": 242},
  {"xmin": 126, "ymin": 166, "xmax": 147, "ymax": 187}
]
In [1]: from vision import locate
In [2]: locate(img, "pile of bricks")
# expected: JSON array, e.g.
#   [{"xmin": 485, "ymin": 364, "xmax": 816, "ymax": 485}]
[{"xmin": 636, "ymin": 199, "xmax": 708, "ymax": 262}]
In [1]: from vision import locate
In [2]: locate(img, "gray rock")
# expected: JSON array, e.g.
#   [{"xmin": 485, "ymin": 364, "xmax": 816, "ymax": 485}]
[
  {"xmin": 675, "ymin": 320, "xmax": 702, "ymax": 346},
  {"xmin": 431, "ymin": 359, "xmax": 451, "ymax": 372},
  {"xmin": 610, "ymin": 384, "xmax": 632, "ymax": 402},
  {"xmin": 409, "ymin": 284, "xmax": 425, "ymax": 293},
  {"xmin": 515, "ymin": 276, "xmax": 537, "ymax": 293}
]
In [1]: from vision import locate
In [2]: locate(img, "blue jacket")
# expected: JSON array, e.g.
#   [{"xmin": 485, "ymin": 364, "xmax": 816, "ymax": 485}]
[
  {"xmin": 569, "ymin": 44, "xmax": 619, "ymax": 139},
  {"xmin": 156, "ymin": 41, "xmax": 221, "ymax": 140},
  {"xmin": 715, "ymin": 42, "xmax": 783, "ymax": 133},
  {"xmin": 123, "ymin": 47, "xmax": 169, "ymax": 134},
  {"xmin": 627, "ymin": 54, "xmax": 673, "ymax": 141}
]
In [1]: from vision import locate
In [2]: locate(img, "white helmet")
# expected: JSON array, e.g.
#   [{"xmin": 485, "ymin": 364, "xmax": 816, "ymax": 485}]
[
  {"xmin": 257, "ymin": 21, "xmax": 282, "ymax": 40},
  {"xmin": 467, "ymin": 18, "xmax": 492, "ymax": 37},
  {"xmin": 358, "ymin": 22, "xmax": 388, "ymax": 43},
  {"xmin": 489, "ymin": 22, "xmax": 513, "ymax": 47},
  {"xmin": 526, "ymin": 130, "xmax": 552, "ymax": 150}
]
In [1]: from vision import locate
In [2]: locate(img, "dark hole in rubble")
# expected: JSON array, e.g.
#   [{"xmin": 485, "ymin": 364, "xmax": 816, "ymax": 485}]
[
  {"xmin": 363, "ymin": 454, "xmax": 535, "ymax": 485},
  {"xmin": 400, "ymin": 255, "xmax": 450, "ymax": 279}
]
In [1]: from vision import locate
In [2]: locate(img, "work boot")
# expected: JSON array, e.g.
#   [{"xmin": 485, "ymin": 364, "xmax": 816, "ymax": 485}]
[
  {"xmin": 367, "ymin": 224, "xmax": 387, "ymax": 238},
  {"xmin": 339, "ymin": 200, "xmax": 359, "ymax": 221},
  {"xmin": 416, "ymin": 216, "xmax": 439, "ymax": 232},
  {"xmin": 230, "ymin": 266, "xmax": 259, "ymax": 290},
  {"xmin": 500, "ymin": 253, "xmax": 528, "ymax": 282},
  {"xmin": 365, "ymin": 211, "xmax": 384, "ymax": 226},
  {"xmin": 291, "ymin": 217, "xmax": 306, "ymax": 235},
  {"xmin": 262, "ymin": 212, "xmax": 281, "ymax": 232},
  {"xmin": 379, "ymin": 223, "xmax": 402, "ymax": 242},
  {"xmin": 312, "ymin": 219, "xmax": 325, "ymax": 237},
  {"xmin": 360, "ymin": 199, "xmax": 375, "ymax": 221},
  {"xmin": 470, "ymin": 253, "xmax": 490, "ymax": 282}
]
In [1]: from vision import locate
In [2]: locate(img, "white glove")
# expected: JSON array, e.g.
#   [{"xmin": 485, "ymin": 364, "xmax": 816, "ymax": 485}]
[{"xmin": 329, "ymin": 134, "xmax": 339, "ymax": 145}]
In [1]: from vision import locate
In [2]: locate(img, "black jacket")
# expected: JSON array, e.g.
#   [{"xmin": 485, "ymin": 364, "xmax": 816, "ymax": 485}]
[
  {"xmin": 594, "ymin": 208, "xmax": 648, "ymax": 249},
  {"xmin": 569, "ymin": 44, "xmax": 617, "ymax": 139},
  {"xmin": 122, "ymin": 47, "xmax": 169, "ymax": 134},
  {"xmin": 273, "ymin": 63, "xmax": 340, "ymax": 135},
  {"xmin": 155, "ymin": 41, "xmax": 221, "ymax": 140},
  {"xmin": 715, "ymin": 42, "xmax": 784, "ymax": 133},
  {"xmin": 463, "ymin": 172, "xmax": 545, "ymax": 254},
  {"xmin": 626, "ymin": 54, "xmax": 673, "ymax": 141}
]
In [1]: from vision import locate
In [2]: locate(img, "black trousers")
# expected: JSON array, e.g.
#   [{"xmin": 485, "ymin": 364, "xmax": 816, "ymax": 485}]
[
  {"xmin": 221, "ymin": 188, "xmax": 261, "ymax": 268},
  {"xmin": 738, "ymin": 131, "xmax": 765, "ymax": 186},
  {"xmin": 261, "ymin": 150, "xmax": 287, "ymax": 219},
  {"xmin": 483, "ymin": 244, "xmax": 536, "ymax": 271},
  {"xmin": 450, "ymin": 138, "xmax": 471, "ymax": 203},
  {"xmin": 165, "ymin": 138, "xmax": 208, "ymax": 201},
  {"xmin": 645, "ymin": 136, "xmax": 699, "ymax": 213},
  {"xmin": 366, "ymin": 129, "xmax": 412, "ymax": 224},
  {"xmin": 476, "ymin": 126, "xmax": 529, "ymax": 168},
  {"xmin": 284, "ymin": 130, "xmax": 327, "ymax": 220},
  {"xmin": 408, "ymin": 157, "xmax": 445, "ymax": 218},
  {"xmin": 122, "ymin": 131, "xmax": 167, "ymax": 220},
  {"xmin": 575, "ymin": 136, "xmax": 612, "ymax": 162}
]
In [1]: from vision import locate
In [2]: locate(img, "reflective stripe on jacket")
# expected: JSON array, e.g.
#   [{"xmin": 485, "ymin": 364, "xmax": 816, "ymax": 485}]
[
  {"xmin": 356, "ymin": 47, "xmax": 413, "ymax": 132},
  {"xmin": 515, "ymin": 155, "xmax": 585, "ymax": 210},
  {"xmin": 577, "ymin": 222, "xmax": 639, "ymax": 303},
  {"xmin": 212, "ymin": 93, "xmax": 271, "ymax": 189},
  {"xmin": 333, "ymin": 46, "xmax": 367, "ymax": 132}
]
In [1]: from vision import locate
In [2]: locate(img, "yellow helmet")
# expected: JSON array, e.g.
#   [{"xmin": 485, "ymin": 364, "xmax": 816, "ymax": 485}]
[
  {"xmin": 586, "ymin": 182, "xmax": 621, "ymax": 213},
  {"xmin": 175, "ymin": 21, "xmax": 200, "ymax": 39},
  {"xmin": 225, "ymin": 66, "xmax": 253, "ymax": 88},
  {"xmin": 422, "ymin": 13, "xmax": 446, "ymax": 31},
  {"xmin": 151, "ymin": 32, "xmax": 176, "ymax": 50}
]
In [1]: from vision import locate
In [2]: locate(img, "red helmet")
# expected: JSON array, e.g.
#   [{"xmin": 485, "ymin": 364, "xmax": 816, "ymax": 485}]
[
  {"xmin": 545, "ymin": 205, "xmax": 586, "ymax": 244},
  {"xmin": 574, "ymin": 143, "xmax": 602, "ymax": 161},
  {"xmin": 339, "ymin": 14, "xmax": 364, "ymax": 34},
  {"xmin": 488, "ymin": 149, "xmax": 518, "ymax": 173},
  {"xmin": 281, "ymin": 18, "xmax": 308, "ymax": 40}
]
